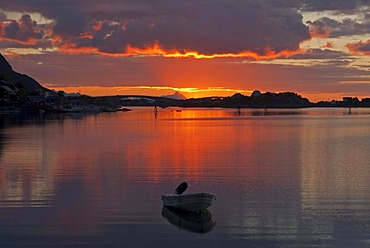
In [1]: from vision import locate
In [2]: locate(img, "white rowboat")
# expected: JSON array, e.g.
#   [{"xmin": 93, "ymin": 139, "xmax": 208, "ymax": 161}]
[{"xmin": 161, "ymin": 192, "xmax": 216, "ymax": 211}]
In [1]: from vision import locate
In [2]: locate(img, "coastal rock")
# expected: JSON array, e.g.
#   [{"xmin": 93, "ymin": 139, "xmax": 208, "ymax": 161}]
[{"xmin": 0, "ymin": 53, "xmax": 48, "ymax": 92}]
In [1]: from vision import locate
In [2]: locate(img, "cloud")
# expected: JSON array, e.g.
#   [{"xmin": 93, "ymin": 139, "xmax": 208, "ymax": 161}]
[
  {"xmin": 87, "ymin": 1, "xmax": 310, "ymax": 56},
  {"xmin": 346, "ymin": 40, "xmax": 370, "ymax": 55},
  {"xmin": 0, "ymin": 13, "xmax": 52, "ymax": 49},
  {"xmin": 0, "ymin": 0, "xmax": 311, "ymax": 57},
  {"xmin": 307, "ymin": 17, "xmax": 370, "ymax": 38},
  {"xmin": 307, "ymin": 20, "xmax": 331, "ymax": 38},
  {"xmin": 291, "ymin": 48, "xmax": 349, "ymax": 60},
  {"xmin": 1, "ymin": 0, "xmax": 369, "ymax": 58},
  {"xmin": 0, "ymin": 12, "xmax": 7, "ymax": 22},
  {"xmin": 301, "ymin": 0, "xmax": 369, "ymax": 12},
  {"xmin": 5, "ymin": 14, "xmax": 42, "ymax": 41}
]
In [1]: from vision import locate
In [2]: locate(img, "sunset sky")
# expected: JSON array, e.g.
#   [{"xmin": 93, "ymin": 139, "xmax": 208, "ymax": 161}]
[{"xmin": 0, "ymin": 0, "xmax": 369, "ymax": 102}]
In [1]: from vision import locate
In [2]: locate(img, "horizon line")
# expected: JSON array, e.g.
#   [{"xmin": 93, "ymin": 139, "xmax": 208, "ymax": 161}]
[{"xmin": 46, "ymin": 85, "xmax": 369, "ymax": 104}]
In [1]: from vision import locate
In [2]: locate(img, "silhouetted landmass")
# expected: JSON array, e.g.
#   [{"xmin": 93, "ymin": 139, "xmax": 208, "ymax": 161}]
[
  {"xmin": 185, "ymin": 92, "xmax": 312, "ymax": 108},
  {"xmin": 0, "ymin": 54, "xmax": 51, "ymax": 93},
  {"xmin": 118, "ymin": 91, "xmax": 313, "ymax": 108},
  {"xmin": 115, "ymin": 92, "xmax": 370, "ymax": 108}
]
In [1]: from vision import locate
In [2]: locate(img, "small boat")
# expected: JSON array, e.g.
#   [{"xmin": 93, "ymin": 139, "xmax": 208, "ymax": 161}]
[
  {"xmin": 162, "ymin": 206, "xmax": 216, "ymax": 233},
  {"xmin": 117, "ymin": 107, "xmax": 132, "ymax": 112},
  {"xmin": 161, "ymin": 192, "xmax": 216, "ymax": 212}
]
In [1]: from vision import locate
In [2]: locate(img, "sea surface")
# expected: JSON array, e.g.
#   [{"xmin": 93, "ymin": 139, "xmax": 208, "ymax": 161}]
[{"xmin": 0, "ymin": 107, "xmax": 370, "ymax": 248}]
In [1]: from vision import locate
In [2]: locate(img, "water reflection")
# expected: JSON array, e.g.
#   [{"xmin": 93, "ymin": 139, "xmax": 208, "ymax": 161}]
[
  {"xmin": 155, "ymin": 107, "xmax": 370, "ymax": 119},
  {"xmin": 230, "ymin": 108, "xmax": 305, "ymax": 117},
  {"xmin": 0, "ymin": 108, "xmax": 370, "ymax": 247},
  {"xmin": 162, "ymin": 206, "xmax": 216, "ymax": 233}
]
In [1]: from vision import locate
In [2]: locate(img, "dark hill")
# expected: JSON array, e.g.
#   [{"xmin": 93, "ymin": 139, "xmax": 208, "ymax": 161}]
[{"xmin": 0, "ymin": 54, "xmax": 48, "ymax": 92}]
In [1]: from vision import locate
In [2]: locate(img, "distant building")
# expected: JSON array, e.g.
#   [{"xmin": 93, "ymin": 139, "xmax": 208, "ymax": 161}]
[
  {"xmin": 1, "ymin": 85, "xmax": 16, "ymax": 95},
  {"xmin": 25, "ymin": 96, "xmax": 46, "ymax": 109},
  {"xmin": 343, "ymin": 97, "xmax": 359, "ymax": 102},
  {"xmin": 64, "ymin": 92, "xmax": 81, "ymax": 98},
  {"xmin": 0, "ymin": 85, "xmax": 17, "ymax": 102},
  {"xmin": 342, "ymin": 97, "xmax": 359, "ymax": 107},
  {"xmin": 361, "ymin": 98, "xmax": 370, "ymax": 107}
]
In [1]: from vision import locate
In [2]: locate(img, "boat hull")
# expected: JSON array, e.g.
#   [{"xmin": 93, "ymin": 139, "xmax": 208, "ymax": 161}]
[
  {"xmin": 162, "ymin": 206, "xmax": 216, "ymax": 233},
  {"xmin": 161, "ymin": 192, "xmax": 216, "ymax": 211}
]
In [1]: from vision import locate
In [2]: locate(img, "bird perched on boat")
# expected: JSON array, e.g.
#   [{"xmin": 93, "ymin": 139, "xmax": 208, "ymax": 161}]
[{"xmin": 175, "ymin": 182, "xmax": 188, "ymax": 194}]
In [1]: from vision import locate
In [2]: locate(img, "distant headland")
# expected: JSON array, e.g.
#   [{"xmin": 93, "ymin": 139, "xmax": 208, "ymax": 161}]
[{"xmin": 1, "ymin": 53, "xmax": 369, "ymax": 113}]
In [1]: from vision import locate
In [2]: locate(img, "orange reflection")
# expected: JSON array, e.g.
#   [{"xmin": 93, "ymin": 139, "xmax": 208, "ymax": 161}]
[
  {"xmin": 120, "ymin": 109, "xmax": 255, "ymax": 182},
  {"xmin": 4, "ymin": 109, "xmax": 369, "ymax": 209}
]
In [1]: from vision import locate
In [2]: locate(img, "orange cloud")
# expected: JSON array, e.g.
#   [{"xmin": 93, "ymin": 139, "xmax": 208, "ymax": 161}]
[
  {"xmin": 346, "ymin": 40, "xmax": 370, "ymax": 56},
  {"xmin": 124, "ymin": 42, "xmax": 304, "ymax": 60},
  {"xmin": 0, "ymin": 36, "xmax": 39, "ymax": 45},
  {"xmin": 55, "ymin": 39, "xmax": 304, "ymax": 60},
  {"xmin": 322, "ymin": 41, "xmax": 334, "ymax": 49},
  {"xmin": 0, "ymin": 22, "xmax": 5, "ymax": 36}
]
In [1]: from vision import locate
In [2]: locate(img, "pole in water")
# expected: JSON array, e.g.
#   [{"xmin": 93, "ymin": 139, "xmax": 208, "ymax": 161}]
[{"xmin": 154, "ymin": 105, "xmax": 158, "ymax": 118}]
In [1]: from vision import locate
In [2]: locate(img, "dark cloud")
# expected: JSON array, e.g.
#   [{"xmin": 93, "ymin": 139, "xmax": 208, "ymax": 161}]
[
  {"xmin": 3, "ymin": 14, "xmax": 43, "ymax": 41},
  {"xmin": 358, "ymin": 42, "xmax": 370, "ymax": 52},
  {"xmin": 0, "ymin": 0, "xmax": 311, "ymax": 55},
  {"xmin": 0, "ymin": 12, "xmax": 7, "ymax": 21},
  {"xmin": 72, "ymin": 0, "xmax": 310, "ymax": 55},
  {"xmin": 307, "ymin": 20, "xmax": 331, "ymax": 37},
  {"xmin": 301, "ymin": 0, "xmax": 370, "ymax": 38},
  {"xmin": 301, "ymin": 0, "xmax": 370, "ymax": 12},
  {"xmin": 291, "ymin": 49, "xmax": 349, "ymax": 60},
  {"xmin": 310, "ymin": 17, "xmax": 370, "ymax": 38},
  {"xmin": 1, "ymin": 0, "xmax": 89, "ymax": 37},
  {"xmin": 1, "ymin": 0, "xmax": 369, "ymax": 56}
]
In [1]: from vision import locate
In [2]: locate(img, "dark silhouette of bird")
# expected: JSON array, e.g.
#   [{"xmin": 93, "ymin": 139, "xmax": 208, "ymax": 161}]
[{"xmin": 175, "ymin": 182, "xmax": 188, "ymax": 194}]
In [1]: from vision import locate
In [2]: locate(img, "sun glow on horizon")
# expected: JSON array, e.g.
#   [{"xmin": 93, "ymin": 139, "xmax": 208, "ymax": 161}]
[{"xmin": 45, "ymin": 85, "xmax": 255, "ymax": 99}]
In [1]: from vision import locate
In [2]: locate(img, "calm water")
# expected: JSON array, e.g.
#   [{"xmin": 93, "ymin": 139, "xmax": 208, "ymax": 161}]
[{"xmin": 0, "ymin": 107, "xmax": 370, "ymax": 248}]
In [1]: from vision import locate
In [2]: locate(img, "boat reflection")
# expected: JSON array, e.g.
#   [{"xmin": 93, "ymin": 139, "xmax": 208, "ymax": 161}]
[{"xmin": 161, "ymin": 206, "xmax": 216, "ymax": 233}]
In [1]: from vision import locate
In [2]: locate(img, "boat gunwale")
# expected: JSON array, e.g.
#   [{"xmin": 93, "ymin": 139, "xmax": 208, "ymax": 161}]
[{"xmin": 161, "ymin": 192, "xmax": 216, "ymax": 211}]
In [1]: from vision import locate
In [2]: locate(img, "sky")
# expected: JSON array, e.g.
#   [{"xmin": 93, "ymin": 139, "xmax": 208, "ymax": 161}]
[{"xmin": 0, "ymin": 0, "xmax": 369, "ymax": 102}]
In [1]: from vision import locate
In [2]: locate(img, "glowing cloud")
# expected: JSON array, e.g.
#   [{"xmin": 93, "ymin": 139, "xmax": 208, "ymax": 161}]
[
  {"xmin": 346, "ymin": 40, "xmax": 370, "ymax": 56},
  {"xmin": 54, "ymin": 40, "xmax": 305, "ymax": 60}
]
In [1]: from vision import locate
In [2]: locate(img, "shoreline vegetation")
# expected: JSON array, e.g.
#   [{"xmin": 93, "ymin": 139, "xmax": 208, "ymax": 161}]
[{"xmin": 1, "ymin": 53, "xmax": 369, "ymax": 114}]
